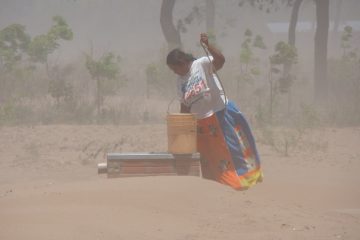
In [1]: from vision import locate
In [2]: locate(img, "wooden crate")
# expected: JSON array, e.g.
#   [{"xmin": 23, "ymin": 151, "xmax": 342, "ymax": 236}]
[{"xmin": 98, "ymin": 152, "xmax": 201, "ymax": 178}]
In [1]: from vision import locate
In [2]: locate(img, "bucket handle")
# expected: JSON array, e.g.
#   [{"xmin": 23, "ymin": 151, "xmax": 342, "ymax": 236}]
[{"xmin": 167, "ymin": 96, "xmax": 177, "ymax": 114}]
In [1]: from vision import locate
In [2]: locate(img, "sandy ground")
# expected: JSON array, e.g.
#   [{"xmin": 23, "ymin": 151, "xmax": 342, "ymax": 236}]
[{"xmin": 0, "ymin": 124, "xmax": 359, "ymax": 240}]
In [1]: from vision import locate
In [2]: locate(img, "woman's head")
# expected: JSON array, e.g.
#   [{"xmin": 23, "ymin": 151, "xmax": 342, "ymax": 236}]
[{"xmin": 166, "ymin": 48, "xmax": 195, "ymax": 76}]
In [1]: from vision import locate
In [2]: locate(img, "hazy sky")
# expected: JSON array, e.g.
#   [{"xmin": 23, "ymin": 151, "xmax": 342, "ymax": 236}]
[{"xmin": 0, "ymin": 0, "xmax": 359, "ymax": 66}]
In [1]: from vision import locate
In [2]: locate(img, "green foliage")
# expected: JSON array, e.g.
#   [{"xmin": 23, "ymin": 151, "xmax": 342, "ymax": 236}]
[
  {"xmin": 269, "ymin": 41, "xmax": 297, "ymax": 93},
  {"xmin": 270, "ymin": 41, "xmax": 297, "ymax": 66},
  {"xmin": 341, "ymin": 25, "xmax": 352, "ymax": 50},
  {"xmin": 86, "ymin": 52, "xmax": 120, "ymax": 82},
  {"xmin": 48, "ymin": 16, "xmax": 74, "ymax": 41},
  {"xmin": 240, "ymin": 46, "xmax": 252, "ymax": 65},
  {"xmin": 27, "ymin": 15, "xmax": 73, "ymax": 64},
  {"xmin": 250, "ymin": 66, "xmax": 261, "ymax": 76},
  {"xmin": 27, "ymin": 35, "xmax": 56, "ymax": 63},
  {"xmin": 244, "ymin": 29, "xmax": 252, "ymax": 37},
  {"xmin": 0, "ymin": 24, "xmax": 30, "ymax": 71},
  {"xmin": 0, "ymin": 24, "xmax": 30, "ymax": 50},
  {"xmin": 238, "ymin": 29, "xmax": 267, "ymax": 84},
  {"xmin": 0, "ymin": 16, "xmax": 79, "ymax": 126},
  {"xmin": 85, "ymin": 51, "xmax": 125, "ymax": 117},
  {"xmin": 253, "ymin": 35, "xmax": 267, "ymax": 50},
  {"xmin": 48, "ymin": 64, "xmax": 74, "ymax": 104},
  {"xmin": 0, "ymin": 24, "xmax": 32, "ymax": 103},
  {"xmin": 341, "ymin": 25, "xmax": 358, "ymax": 61},
  {"xmin": 240, "ymin": 29, "xmax": 267, "ymax": 64},
  {"xmin": 49, "ymin": 79, "xmax": 73, "ymax": 103}
]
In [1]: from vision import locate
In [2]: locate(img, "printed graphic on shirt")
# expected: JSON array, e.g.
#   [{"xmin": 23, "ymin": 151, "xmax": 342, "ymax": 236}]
[{"xmin": 182, "ymin": 69, "xmax": 210, "ymax": 106}]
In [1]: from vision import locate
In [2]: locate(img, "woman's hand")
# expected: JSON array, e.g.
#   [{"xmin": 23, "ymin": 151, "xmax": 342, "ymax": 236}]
[
  {"xmin": 199, "ymin": 32, "xmax": 225, "ymax": 71},
  {"xmin": 200, "ymin": 33, "xmax": 209, "ymax": 47}
]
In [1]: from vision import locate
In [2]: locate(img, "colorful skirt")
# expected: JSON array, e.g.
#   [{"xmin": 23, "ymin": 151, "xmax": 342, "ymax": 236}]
[{"xmin": 197, "ymin": 101, "xmax": 263, "ymax": 190}]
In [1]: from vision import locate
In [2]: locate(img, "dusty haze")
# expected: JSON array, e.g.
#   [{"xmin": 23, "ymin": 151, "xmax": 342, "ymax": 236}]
[{"xmin": 0, "ymin": 1, "xmax": 359, "ymax": 240}]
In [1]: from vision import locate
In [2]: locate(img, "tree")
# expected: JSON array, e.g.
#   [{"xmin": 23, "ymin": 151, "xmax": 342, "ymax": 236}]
[
  {"xmin": 237, "ymin": 29, "xmax": 267, "ymax": 116},
  {"xmin": 270, "ymin": 41, "xmax": 298, "ymax": 119},
  {"xmin": 0, "ymin": 24, "xmax": 31, "ymax": 101},
  {"xmin": 0, "ymin": 17, "xmax": 73, "ymax": 104},
  {"xmin": 160, "ymin": 0, "xmax": 182, "ymax": 50},
  {"xmin": 240, "ymin": 0, "xmax": 330, "ymax": 107},
  {"xmin": 314, "ymin": 0, "xmax": 329, "ymax": 107},
  {"xmin": 331, "ymin": 0, "xmax": 343, "ymax": 53},
  {"xmin": 284, "ymin": 0, "xmax": 303, "ymax": 83},
  {"xmin": 85, "ymin": 52, "xmax": 123, "ymax": 116},
  {"xmin": 161, "ymin": 0, "xmax": 208, "ymax": 50},
  {"xmin": 239, "ymin": 29, "xmax": 266, "ymax": 86},
  {"xmin": 0, "ymin": 24, "xmax": 30, "ymax": 72},
  {"xmin": 48, "ymin": 64, "xmax": 74, "ymax": 106},
  {"xmin": 0, "ymin": 16, "xmax": 74, "ymax": 124},
  {"xmin": 288, "ymin": 0, "xmax": 303, "ymax": 46},
  {"xmin": 341, "ymin": 26, "xmax": 357, "ymax": 61},
  {"xmin": 239, "ymin": 0, "xmax": 302, "ymax": 92},
  {"xmin": 27, "ymin": 15, "xmax": 73, "ymax": 76},
  {"xmin": 270, "ymin": 42, "xmax": 297, "ymax": 91}
]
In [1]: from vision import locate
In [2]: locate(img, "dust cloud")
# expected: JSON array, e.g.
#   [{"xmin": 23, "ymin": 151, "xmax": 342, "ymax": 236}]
[
  {"xmin": 0, "ymin": 0, "xmax": 359, "ymax": 125},
  {"xmin": 0, "ymin": 1, "xmax": 360, "ymax": 240}
]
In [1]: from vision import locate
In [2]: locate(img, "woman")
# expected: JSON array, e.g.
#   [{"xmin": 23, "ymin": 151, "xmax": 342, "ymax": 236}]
[{"xmin": 167, "ymin": 33, "xmax": 263, "ymax": 190}]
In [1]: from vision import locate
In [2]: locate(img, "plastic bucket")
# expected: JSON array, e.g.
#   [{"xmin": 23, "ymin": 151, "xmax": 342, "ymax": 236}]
[{"xmin": 167, "ymin": 113, "xmax": 197, "ymax": 154}]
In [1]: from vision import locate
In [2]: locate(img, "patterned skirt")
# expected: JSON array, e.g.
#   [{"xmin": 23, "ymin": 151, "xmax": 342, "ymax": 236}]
[{"xmin": 197, "ymin": 101, "xmax": 263, "ymax": 190}]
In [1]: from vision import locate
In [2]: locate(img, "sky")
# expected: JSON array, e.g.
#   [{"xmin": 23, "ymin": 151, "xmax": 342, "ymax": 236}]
[{"xmin": 0, "ymin": 0, "xmax": 359, "ymax": 76}]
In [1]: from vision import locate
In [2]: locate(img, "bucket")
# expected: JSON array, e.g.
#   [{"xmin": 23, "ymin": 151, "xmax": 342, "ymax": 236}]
[{"xmin": 167, "ymin": 113, "xmax": 197, "ymax": 154}]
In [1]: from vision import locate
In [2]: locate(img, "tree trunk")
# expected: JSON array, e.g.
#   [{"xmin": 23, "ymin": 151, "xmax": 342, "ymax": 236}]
[
  {"xmin": 284, "ymin": 0, "xmax": 303, "ymax": 115},
  {"xmin": 314, "ymin": 0, "xmax": 329, "ymax": 107},
  {"xmin": 331, "ymin": 0, "xmax": 343, "ymax": 56},
  {"xmin": 160, "ymin": 0, "xmax": 181, "ymax": 50},
  {"xmin": 288, "ymin": 0, "xmax": 303, "ymax": 47},
  {"xmin": 284, "ymin": 0, "xmax": 303, "ymax": 77},
  {"xmin": 205, "ymin": 0, "xmax": 215, "ymax": 34},
  {"xmin": 333, "ymin": 0, "xmax": 343, "ymax": 36},
  {"xmin": 283, "ymin": 0, "xmax": 303, "ymax": 82}
]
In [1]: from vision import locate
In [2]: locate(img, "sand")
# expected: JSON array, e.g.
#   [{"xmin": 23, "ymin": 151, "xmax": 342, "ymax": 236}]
[{"xmin": 0, "ymin": 124, "xmax": 359, "ymax": 240}]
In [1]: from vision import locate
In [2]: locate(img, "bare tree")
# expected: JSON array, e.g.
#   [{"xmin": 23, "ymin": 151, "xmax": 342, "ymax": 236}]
[
  {"xmin": 240, "ymin": 0, "xmax": 302, "ymax": 88},
  {"xmin": 330, "ymin": 0, "xmax": 343, "ymax": 56},
  {"xmin": 160, "ymin": 0, "xmax": 181, "ymax": 50},
  {"xmin": 314, "ymin": 0, "xmax": 329, "ymax": 106},
  {"xmin": 240, "ymin": 0, "xmax": 330, "ymax": 107},
  {"xmin": 283, "ymin": 0, "xmax": 303, "ymax": 87},
  {"xmin": 288, "ymin": 0, "xmax": 303, "ymax": 47}
]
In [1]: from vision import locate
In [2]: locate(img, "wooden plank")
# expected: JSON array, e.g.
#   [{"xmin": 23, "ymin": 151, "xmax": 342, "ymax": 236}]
[
  {"xmin": 116, "ymin": 160, "xmax": 175, "ymax": 167},
  {"xmin": 104, "ymin": 152, "xmax": 201, "ymax": 178},
  {"xmin": 118, "ymin": 166, "xmax": 176, "ymax": 174}
]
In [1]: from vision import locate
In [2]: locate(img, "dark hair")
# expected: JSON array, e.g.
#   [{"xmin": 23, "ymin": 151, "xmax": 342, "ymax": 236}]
[{"xmin": 166, "ymin": 48, "xmax": 196, "ymax": 66}]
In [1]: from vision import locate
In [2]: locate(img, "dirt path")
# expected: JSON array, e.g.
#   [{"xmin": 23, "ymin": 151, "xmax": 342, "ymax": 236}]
[{"xmin": 0, "ymin": 125, "xmax": 359, "ymax": 239}]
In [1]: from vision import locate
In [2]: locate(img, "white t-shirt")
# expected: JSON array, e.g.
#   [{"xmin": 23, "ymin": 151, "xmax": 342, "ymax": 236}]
[{"xmin": 176, "ymin": 56, "xmax": 227, "ymax": 119}]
